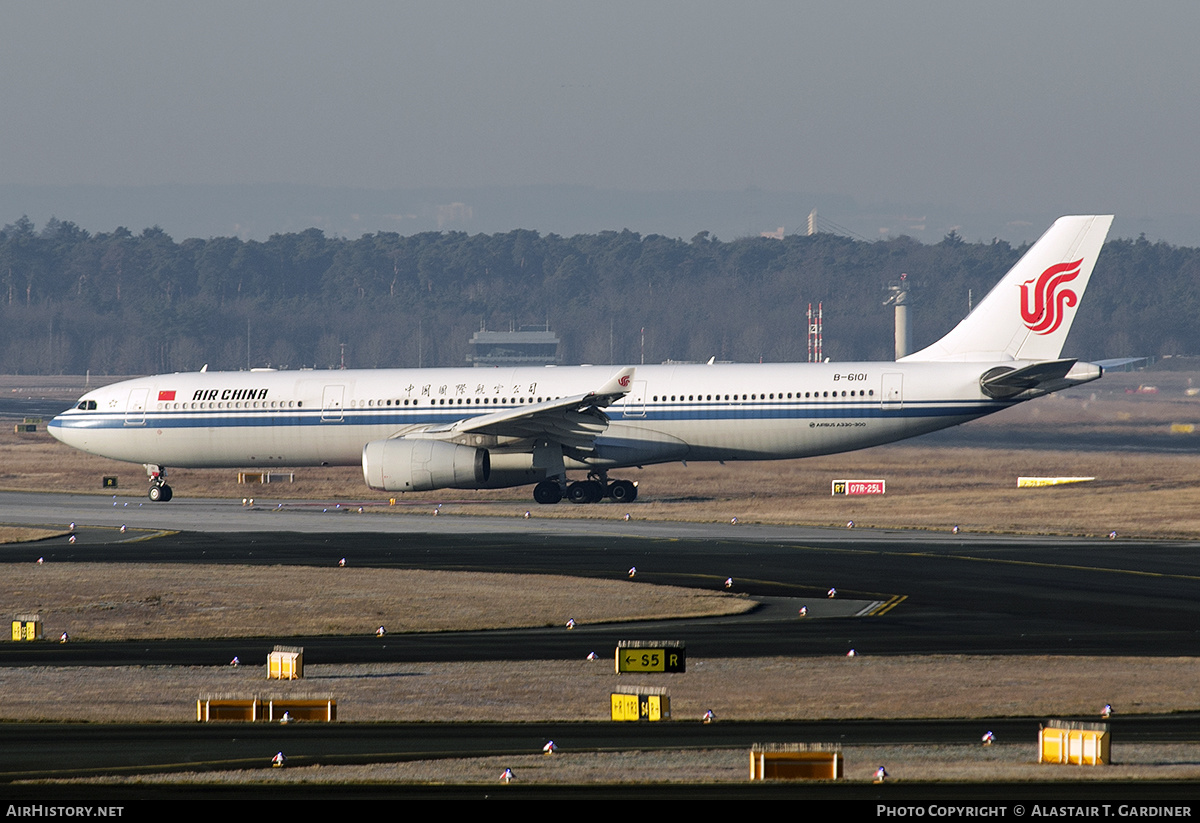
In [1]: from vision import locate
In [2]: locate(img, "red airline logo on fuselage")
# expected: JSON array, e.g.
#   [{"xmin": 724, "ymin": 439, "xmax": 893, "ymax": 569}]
[{"xmin": 1020, "ymin": 258, "xmax": 1082, "ymax": 335}]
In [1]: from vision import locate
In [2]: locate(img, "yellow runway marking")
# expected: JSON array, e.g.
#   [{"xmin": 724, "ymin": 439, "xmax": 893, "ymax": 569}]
[
  {"xmin": 124, "ymin": 529, "xmax": 178, "ymax": 542},
  {"xmin": 867, "ymin": 595, "xmax": 907, "ymax": 616}
]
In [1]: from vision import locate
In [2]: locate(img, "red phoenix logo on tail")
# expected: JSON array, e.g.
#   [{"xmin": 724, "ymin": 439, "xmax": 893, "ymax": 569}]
[
  {"xmin": 1020, "ymin": 259, "xmax": 1082, "ymax": 335},
  {"xmin": 617, "ymin": 375, "xmax": 631, "ymax": 388}
]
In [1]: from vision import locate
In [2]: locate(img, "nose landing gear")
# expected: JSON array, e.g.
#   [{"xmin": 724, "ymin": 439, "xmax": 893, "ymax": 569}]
[
  {"xmin": 144, "ymin": 464, "xmax": 173, "ymax": 502},
  {"xmin": 148, "ymin": 482, "xmax": 173, "ymax": 502}
]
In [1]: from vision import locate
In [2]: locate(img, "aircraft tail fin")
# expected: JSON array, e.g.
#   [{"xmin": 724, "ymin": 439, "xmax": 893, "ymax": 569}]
[{"xmin": 901, "ymin": 215, "xmax": 1113, "ymax": 363}]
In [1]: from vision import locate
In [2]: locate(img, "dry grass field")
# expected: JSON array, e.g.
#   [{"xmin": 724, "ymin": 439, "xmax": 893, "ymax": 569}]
[
  {"xmin": 2, "ymin": 563, "xmax": 752, "ymax": 641},
  {"xmin": 5, "ymin": 655, "xmax": 1198, "ymax": 724}
]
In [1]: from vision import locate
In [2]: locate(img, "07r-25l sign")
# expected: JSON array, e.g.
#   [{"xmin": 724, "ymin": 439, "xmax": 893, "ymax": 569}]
[{"xmin": 831, "ymin": 479, "xmax": 886, "ymax": 496}]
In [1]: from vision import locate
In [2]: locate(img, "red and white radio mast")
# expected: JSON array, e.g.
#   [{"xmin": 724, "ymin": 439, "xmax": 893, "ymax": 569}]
[{"xmin": 807, "ymin": 302, "xmax": 823, "ymax": 362}]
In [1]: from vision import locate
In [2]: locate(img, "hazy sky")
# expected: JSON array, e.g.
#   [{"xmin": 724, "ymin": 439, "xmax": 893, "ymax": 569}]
[{"xmin": 2, "ymin": 1, "xmax": 1197, "ymax": 231}]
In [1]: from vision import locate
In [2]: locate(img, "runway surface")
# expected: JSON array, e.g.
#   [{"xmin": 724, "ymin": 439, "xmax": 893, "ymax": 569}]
[
  {"xmin": 5, "ymin": 715, "xmax": 1200, "ymax": 778},
  {"xmin": 4, "ymin": 491, "xmax": 1200, "ymax": 662},
  {"xmin": 4, "ymin": 491, "xmax": 1200, "ymax": 799}
]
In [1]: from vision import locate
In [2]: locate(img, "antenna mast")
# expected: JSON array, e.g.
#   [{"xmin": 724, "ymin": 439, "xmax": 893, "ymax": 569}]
[{"xmin": 807, "ymin": 303, "xmax": 823, "ymax": 362}]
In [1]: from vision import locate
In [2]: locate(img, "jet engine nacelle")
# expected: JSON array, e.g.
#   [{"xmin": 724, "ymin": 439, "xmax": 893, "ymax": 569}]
[{"xmin": 362, "ymin": 438, "xmax": 490, "ymax": 492}]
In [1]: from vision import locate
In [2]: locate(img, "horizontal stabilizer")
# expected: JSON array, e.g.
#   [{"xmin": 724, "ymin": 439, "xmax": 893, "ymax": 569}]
[
  {"xmin": 1093, "ymin": 357, "xmax": 1147, "ymax": 371},
  {"xmin": 980, "ymin": 359, "xmax": 1101, "ymax": 398}
]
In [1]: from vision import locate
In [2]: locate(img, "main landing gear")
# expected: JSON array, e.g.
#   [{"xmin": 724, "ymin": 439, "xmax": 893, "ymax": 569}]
[
  {"xmin": 144, "ymin": 464, "xmax": 173, "ymax": 502},
  {"xmin": 532, "ymin": 472, "xmax": 638, "ymax": 505}
]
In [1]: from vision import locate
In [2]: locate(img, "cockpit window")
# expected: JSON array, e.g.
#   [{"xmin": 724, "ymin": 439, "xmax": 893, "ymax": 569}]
[{"xmin": 76, "ymin": 400, "xmax": 97, "ymax": 410}]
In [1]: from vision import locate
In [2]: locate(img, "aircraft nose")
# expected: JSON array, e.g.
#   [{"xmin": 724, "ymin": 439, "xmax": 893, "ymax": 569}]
[
  {"xmin": 48, "ymin": 412, "xmax": 67, "ymax": 443},
  {"xmin": 47, "ymin": 405, "xmax": 82, "ymax": 446}
]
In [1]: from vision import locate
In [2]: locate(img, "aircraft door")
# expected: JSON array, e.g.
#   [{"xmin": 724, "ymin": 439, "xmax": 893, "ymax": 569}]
[
  {"xmin": 124, "ymin": 388, "xmax": 148, "ymax": 426},
  {"xmin": 321, "ymin": 385, "xmax": 345, "ymax": 422},
  {"xmin": 621, "ymin": 380, "xmax": 648, "ymax": 418},
  {"xmin": 881, "ymin": 373, "xmax": 903, "ymax": 410}
]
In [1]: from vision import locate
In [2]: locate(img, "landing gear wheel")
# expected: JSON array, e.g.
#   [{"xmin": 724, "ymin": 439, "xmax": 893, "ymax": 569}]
[
  {"xmin": 568, "ymin": 481, "xmax": 605, "ymax": 504},
  {"xmin": 148, "ymin": 483, "xmax": 172, "ymax": 502},
  {"xmin": 533, "ymin": 480, "xmax": 563, "ymax": 505},
  {"xmin": 608, "ymin": 480, "xmax": 637, "ymax": 504}
]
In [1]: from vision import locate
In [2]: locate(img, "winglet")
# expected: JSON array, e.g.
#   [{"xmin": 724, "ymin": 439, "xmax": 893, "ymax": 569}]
[
  {"xmin": 591, "ymin": 367, "xmax": 636, "ymax": 402},
  {"xmin": 902, "ymin": 215, "xmax": 1113, "ymax": 362}
]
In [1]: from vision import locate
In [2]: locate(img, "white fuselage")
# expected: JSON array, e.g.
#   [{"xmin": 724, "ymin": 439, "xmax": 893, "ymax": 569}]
[{"xmin": 49, "ymin": 360, "xmax": 1026, "ymax": 484}]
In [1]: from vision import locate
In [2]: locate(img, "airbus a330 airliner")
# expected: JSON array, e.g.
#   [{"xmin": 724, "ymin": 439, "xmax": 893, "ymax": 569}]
[{"xmin": 50, "ymin": 215, "xmax": 1114, "ymax": 505}]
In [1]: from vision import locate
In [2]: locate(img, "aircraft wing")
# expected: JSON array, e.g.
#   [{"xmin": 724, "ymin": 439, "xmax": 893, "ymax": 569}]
[{"xmin": 418, "ymin": 367, "xmax": 634, "ymax": 451}]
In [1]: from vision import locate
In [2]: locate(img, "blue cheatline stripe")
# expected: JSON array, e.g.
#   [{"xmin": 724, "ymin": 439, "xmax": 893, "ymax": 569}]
[{"xmin": 50, "ymin": 399, "xmax": 1009, "ymax": 431}]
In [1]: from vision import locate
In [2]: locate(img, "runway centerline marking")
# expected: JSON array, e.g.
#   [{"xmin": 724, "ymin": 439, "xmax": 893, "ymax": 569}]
[
  {"xmin": 896, "ymin": 550, "xmax": 1200, "ymax": 582},
  {"xmin": 777, "ymin": 542, "xmax": 1200, "ymax": 583}
]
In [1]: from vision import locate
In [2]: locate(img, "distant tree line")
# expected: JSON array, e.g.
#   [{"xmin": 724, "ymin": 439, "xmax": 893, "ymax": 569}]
[{"xmin": 0, "ymin": 215, "xmax": 1189, "ymax": 374}]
